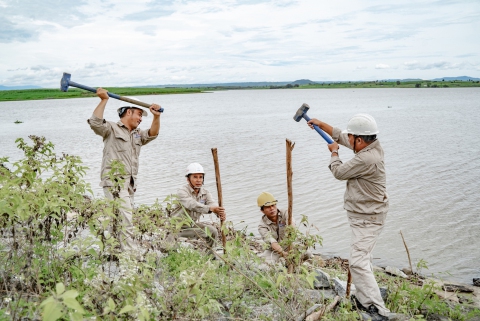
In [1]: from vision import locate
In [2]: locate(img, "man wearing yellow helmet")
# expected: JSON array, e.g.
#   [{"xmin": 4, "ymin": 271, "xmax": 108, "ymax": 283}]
[
  {"xmin": 257, "ymin": 192, "xmax": 311, "ymax": 264},
  {"xmin": 171, "ymin": 163, "xmax": 226, "ymax": 254},
  {"xmin": 307, "ymin": 114, "xmax": 390, "ymax": 321}
]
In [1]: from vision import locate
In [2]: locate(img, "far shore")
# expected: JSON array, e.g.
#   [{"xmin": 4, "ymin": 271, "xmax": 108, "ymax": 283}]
[{"xmin": 1, "ymin": 79, "xmax": 479, "ymax": 102}]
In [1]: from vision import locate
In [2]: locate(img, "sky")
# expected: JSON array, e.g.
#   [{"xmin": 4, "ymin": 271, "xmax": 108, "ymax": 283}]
[{"xmin": 1, "ymin": 0, "xmax": 480, "ymax": 87}]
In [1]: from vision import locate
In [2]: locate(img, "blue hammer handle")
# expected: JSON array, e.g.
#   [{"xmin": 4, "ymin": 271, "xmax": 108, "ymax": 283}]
[
  {"xmin": 302, "ymin": 113, "xmax": 334, "ymax": 144},
  {"xmin": 70, "ymin": 80, "xmax": 121, "ymax": 100}
]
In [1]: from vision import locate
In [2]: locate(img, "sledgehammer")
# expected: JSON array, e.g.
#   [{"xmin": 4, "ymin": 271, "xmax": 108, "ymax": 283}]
[
  {"xmin": 60, "ymin": 72, "xmax": 164, "ymax": 113},
  {"xmin": 293, "ymin": 103, "xmax": 333, "ymax": 143}
]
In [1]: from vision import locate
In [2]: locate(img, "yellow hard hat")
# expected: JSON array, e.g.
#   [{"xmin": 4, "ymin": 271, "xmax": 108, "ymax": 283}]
[{"xmin": 257, "ymin": 192, "xmax": 277, "ymax": 207}]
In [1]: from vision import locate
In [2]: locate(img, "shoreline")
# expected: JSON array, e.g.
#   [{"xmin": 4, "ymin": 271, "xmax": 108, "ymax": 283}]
[{"xmin": 1, "ymin": 82, "xmax": 479, "ymax": 102}]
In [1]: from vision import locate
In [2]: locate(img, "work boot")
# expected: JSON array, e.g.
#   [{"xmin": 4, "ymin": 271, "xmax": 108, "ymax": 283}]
[
  {"xmin": 351, "ymin": 295, "xmax": 367, "ymax": 310},
  {"xmin": 365, "ymin": 305, "xmax": 388, "ymax": 321}
]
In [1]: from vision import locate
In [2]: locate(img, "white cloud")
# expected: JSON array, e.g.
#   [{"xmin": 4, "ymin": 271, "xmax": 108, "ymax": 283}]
[
  {"xmin": 403, "ymin": 60, "xmax": 468, "ymax": 70},
  {"xmin": 0, "ymin": 0, "xmax": 479, "ymax": 86}
]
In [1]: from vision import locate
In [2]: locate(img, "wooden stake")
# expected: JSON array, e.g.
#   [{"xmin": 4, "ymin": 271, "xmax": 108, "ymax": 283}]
[
  {"xmin": 286, "ymin": 139, "xmax": 295, "ymax": 227},
  {"xmin": 286, "ymin": 139, "xmax": 295, "ymax": 273},
  {"xmin": 346, "ymin": 267, "xmax": 352, "ymax": 298},
  {"xmin": 400, "ymin": 230, "xmax": 413, "ymax": 274},
  {"xmin": 211, "ymin": 148, "xmax": 226, "ymax": 253}
]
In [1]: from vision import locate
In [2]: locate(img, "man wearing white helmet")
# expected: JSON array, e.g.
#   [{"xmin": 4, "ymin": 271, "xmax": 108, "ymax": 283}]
[
  {"xmin": 308, "ymin": 114, "xmax": 390, "ymax": 321},
  {"xmin": 257, "ymin": 192, "xmax": 311, "ymax": 264},
  {"xmin": 88, "ymin": 88, "xmax": 162, "ymax": 252},
  {"xmin": 171, "ymin": 163, "xmax": 226, "ymax": 253}
]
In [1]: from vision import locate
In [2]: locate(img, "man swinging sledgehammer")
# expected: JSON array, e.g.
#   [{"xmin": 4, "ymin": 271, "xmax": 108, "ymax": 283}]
[
  {"xmin": 307, "ymin": 114, "xmax": 390, "ymax": 321},
  {"xmin": 88, "ymin": 88, "xmax": 162, "ymax": 253}
]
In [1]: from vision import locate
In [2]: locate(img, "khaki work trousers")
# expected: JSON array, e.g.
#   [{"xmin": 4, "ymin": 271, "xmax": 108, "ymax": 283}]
[
  {"xmin": 103, "ymin": 180, "xmax": 138, "ymax": 252},
  {"xmin": 348, "ymin": 215, "xmax": 390, "ymax": 317},
  {"xmin": 178, "ymin": 222, "xmax": 218, "ymax": 251}
]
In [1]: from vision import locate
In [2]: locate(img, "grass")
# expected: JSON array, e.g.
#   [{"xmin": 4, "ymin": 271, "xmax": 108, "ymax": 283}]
[
  {"xmin": 1, "ymin": 136, "xmax": 479, "ymax": 320},
  {"xmin": 0, "ymin": 87, "xmax": 206, "ymax": 102}
]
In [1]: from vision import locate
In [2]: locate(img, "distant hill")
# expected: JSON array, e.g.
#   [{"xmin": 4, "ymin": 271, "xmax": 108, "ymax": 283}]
[
  {"xmin": 0, "ymin": 85, "xmax": 42, "ymax": 91},
  {"xmin": 430, "ymin": 76, "xmax": 480, "ymax": 81},
  {"xmin": 381, "ymin": 78, "xmax": 422, "ymax": 82},
  {"xmin": 291, "ymin": 79, "xmax": 317, "ymax": 85}
]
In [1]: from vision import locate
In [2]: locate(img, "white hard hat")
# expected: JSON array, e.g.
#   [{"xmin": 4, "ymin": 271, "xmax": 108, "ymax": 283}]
[
  {"xmin": 343, "ymin": 113, "xmax": 379, "ymax": 136},
  {"xmin": 186, "ymin": 163, "xmax": 205, "ymax": 177},
  {"xmin": 117, "ymin": 96, "xmax": 148, "ymax": 117}
]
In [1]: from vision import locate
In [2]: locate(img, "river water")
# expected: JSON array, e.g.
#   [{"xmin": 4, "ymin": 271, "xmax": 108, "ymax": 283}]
[{"xmin": 1, "ymin": 88, "xmax": 479, "ymax": 283}]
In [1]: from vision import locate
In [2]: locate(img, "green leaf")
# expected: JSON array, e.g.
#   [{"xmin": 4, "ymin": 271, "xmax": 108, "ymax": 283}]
[
  {"xmin": 40, "ymin": 296, "xmax": 56, "ymax": 307},
  {"xmin": 69, "ymin": 312, "xmax": 84, "ymax": 321},
  {"xmin": 102, "ymin": 306, "xmax": 110, "ymax": 315},
  {"xmin": 276, "ymin": 274, "xmax": 285, "ymax": 286},
  {"xmin": 87, "ymin": 248, "xmax": 98, "ymax": 257},
  {"xmin": 139, "ymin": 307, "xmax": 149, "ymax": 321},
  {"xmin": 56, "ymin": 283, "xmax": 65, "ymax": 295},
  {"xmin": 119, "ymin": 305, "xmax": 135, "ymax": 314},
  {"xmin": 108, "ymin": 297, "xmax": 116, "ymax": 311},
  {"xmin": 62, "ymin": 298, "xmax": 85, "ymax": 314},
  {"xmin": 60, "ymin": 289, "xmax": 78, "ymax": 300},
  {"xmin": 42, "ymin": 301, "xmax": 63, "ymax": 321}
]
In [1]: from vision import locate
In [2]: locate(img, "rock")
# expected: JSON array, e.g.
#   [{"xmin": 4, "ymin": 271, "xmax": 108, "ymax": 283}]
[
  {"xmin": 360, "ymin": 311, "xmax": 409, "ymax": 320},
  {"xmin": 401, "ymin": 267, "xmax": 413, "ymax": 275},
  {"xmin": 179, "ymin": 241, "xmax": 194, "ymax": 249},
  {"xmin": 299, "ymin": 288, "xmax": 335, "ymax": 302},
  {"xmin": 251, "ymin": 304, "xmax": 278, "ymax": 320},
  {"xmin": 380, "ymin": 287, "xmax": 389, "ymax": 302},
  {"xmin": 384, "ymin": 266, "xmax": 408, "ymax": 278},
  {"xmin": 442, "ymin": 283, "xmax": 474, "ymax": 293},
  {"xmin": 424, "ymin": 313, "xmax": 450, "ymax": 321},
  {"xmin": 294, "ymin": 303, "xmax": 322, "ymax": 321},
  {"xmin": 373, "ymin": 265, "xmax": 385, "ymax": 273},
  {"xmin": 473, "ymin": 278, "xmax": 480, "ymax": 287},
  {"xmin": 310, "ymin": 254, "xmax": 325, "ymax": 267},
  {"xmin": 387, "ymin": 313, "xmax": 410, "ymax": 321},
  {"xmin": 313, "ymin": 269, "xmax": 331, "ymax": 289},
  {"xmin": 254, "ymin": 263, "xmax": 270, "ymax": 271},
  {"xmin": 153, "ymin": 281, "xmax": 164, "ymax": 295},
  {"xmin": 435, "ymin": 290, "xmax": 459, "ymax": 303},
  {"xmin": 333, "ymin": 277, "xmax": 356, "ymax": 298}
]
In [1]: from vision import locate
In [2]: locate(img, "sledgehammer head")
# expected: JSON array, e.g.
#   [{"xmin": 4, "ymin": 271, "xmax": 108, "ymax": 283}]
[
  {"xmin": 293, "ymin": 103, "xmax": 310, "ymax": 122},
  {"xmin": 60, "ymin": 72, "xmax": 71, "ymax": 92}
]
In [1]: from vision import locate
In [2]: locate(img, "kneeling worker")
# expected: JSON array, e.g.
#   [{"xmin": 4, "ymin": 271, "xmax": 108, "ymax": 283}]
[
  {"xmin": 257, "ymin": 192, "xmax": 311, "ymax": 264},
  {"xmin": 171, "ymin": 163, "xmax": 226, "ymax": 254}
]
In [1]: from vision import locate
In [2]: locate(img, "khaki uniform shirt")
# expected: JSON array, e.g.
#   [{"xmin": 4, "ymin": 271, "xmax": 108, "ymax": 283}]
[
  {"xmin": 88, "ymin": 114, "xmax": 157, "ymax": 188},
  {"xmin": 329, "ymin": 127, "xmax": 389, "ymax": 217},
  {"xmin": 171, "ymin": 184, "xmax": 218, "ymax": 224},
  {"xmin": 258, "ymin": 209, "xmax": 296, "ymax": 250}
]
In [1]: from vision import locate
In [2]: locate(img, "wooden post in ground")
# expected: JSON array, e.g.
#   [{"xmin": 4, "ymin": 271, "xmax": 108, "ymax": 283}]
[
  {"xmin": 211, "ymin": 148, "xmax": 226, "ymax": 254},
  {"xmin": 400, "ymin": 230, "xmax": 413, "ymax": 274},
  {"xmin": 346, "ymin": 268, "xmax": 352, "ymax": 298},
  {"xmin": 286, "ymin": 139, "xmax": 295, "ymax": 272}
]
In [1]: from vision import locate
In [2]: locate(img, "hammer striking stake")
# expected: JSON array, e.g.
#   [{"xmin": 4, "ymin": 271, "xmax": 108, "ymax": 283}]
[{"xmin": 293, "ymin": 103, "xmax": 333, "ymax": 143}]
